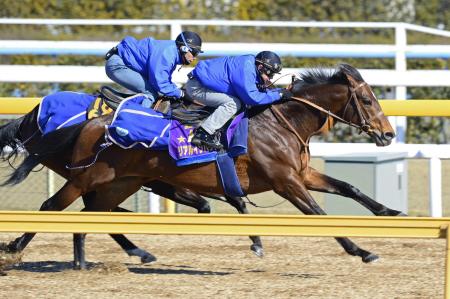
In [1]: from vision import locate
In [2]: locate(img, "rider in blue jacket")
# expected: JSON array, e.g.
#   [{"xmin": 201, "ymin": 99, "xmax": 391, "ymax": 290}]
[
  {"xmin": 105, "ymin": 31, "xmax": 203, "ymax": 108},
  {"xmin": 186, "ymin": 51, "xmax": 293, "ymax": 150}
]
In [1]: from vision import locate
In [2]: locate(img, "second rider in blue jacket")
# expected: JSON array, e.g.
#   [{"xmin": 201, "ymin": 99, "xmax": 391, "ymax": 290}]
[{"xmin": 186, "ymin": 51, "xmax": 293, "ymax": 150}]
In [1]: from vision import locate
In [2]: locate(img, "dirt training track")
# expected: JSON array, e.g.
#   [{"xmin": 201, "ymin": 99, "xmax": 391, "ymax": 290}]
[{"xmin": 0, "ymin": 233, "xmax": 444, "ymax": 298}]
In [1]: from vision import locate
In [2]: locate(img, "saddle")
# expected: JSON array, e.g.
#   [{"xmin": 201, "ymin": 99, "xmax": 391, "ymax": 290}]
[
  {"xmin": 86, "ymin": 86, "xmax": 134, "ymax": 119},
  {"xmin": 88, "ymin": 85, "xmax": 215, "ymax": 126},
  {"xmin": 98, "ymin": 86, "xmax": 136, "ymax": 110}
]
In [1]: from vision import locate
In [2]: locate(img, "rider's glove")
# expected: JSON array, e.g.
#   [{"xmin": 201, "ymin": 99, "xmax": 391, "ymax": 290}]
[{"xmin": 279, "ymin": 89, "xmax": 294, "ymax": 101}]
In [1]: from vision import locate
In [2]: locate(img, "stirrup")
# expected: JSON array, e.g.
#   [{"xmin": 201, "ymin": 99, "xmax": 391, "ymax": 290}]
[{"xmin": 192, "ymin": 129, "xmax": 223, "ymax": 151}]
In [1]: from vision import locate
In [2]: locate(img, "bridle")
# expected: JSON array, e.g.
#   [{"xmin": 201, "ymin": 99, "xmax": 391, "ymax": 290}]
[
  {"xmin": 341, "ymin": 82, "xmax": 375, "ymax": 134},
  {"xmin": 270, "ymin": 81, "xmax": 375, "ymax": 150}
]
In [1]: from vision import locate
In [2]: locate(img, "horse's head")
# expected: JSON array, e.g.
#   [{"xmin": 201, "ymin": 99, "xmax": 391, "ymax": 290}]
[{"xmin": 337, "ymin": 64, "xmax": 395, "ymax": 146}]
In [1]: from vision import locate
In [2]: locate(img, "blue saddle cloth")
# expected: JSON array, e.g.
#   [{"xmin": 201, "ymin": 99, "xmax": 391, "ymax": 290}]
[
  {"xmin": 168, "ymin": 111, "xmax": 248, "ymax": 166},
  {"xmin": 104, "ymin": 96, "xmax": 248, "ymax": 165},
  {"xmin": 105, "ymin": 95, "xmax": 171, "ymax": 150},
  {"xmin": 37, "ymin": 91, "xmax": 96, "ymax": 135},
  {"xmin": 37, "ymin": 91, "xmax": 247, "ymax": 197},
  {"xmin": 105, "ymin": 96, "xmax": 247, "ymax": 196}
]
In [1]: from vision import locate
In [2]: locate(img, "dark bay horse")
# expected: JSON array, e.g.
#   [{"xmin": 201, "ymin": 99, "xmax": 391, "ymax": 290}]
[
  {"xmin": 6, "ymin": 64, "xmax": 403, "ymax": 263},
  {"xmin": 0, "ymin": 101, "xmax": 262, "ymax": 269}
]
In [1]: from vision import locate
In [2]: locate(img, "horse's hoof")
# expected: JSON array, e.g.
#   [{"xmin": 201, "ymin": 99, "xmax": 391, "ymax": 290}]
[
  {"xmin": 0, "ymin": 242, "xmax": 19, "ymax": 254},
  {"xmin": 126, "ymin": 248, "xmax": 157, "ymax": 263},
  {"xmin": 141, "ymin": 254, "xmax": 157, "ymax": 264},
  {"xmin": 250, "ymin": 244, "xmax": 264, "ymax": 258},
  {"xmin": 362, "ymin": 253, "xmax": 379, "ymax": 263},
  {"xmin": 0, "ymin": 242, "xmax": 9, "ymax": 252}
]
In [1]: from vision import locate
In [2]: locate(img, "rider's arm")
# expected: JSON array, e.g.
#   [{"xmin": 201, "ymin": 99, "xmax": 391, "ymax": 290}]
[
  {"xmin": 148, "ymin": 49, "xmax": 183, "ymax": 98},
  {"xmin": 232, "ymin": 59, "xmax": 281, "ymax": 106}
]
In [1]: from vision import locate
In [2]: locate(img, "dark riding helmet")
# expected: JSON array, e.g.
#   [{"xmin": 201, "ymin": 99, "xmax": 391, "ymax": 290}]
[
  {"xmin": 175, "ymin": 31, "xmax": 204, "ymax": 57},
  {"xmin": 255, "ymin": 51, "xmax": 282, "ymax": 79}
]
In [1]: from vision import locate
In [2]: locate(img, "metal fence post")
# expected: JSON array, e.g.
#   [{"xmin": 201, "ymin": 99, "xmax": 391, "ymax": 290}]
[
  {"xmin": 445, "ymin": 226, "xmax": 450, "ymax": 298},
  {"xmin": 47, "ymin": 169, "xmax": 55, "ymax": 198},
  {"xmin": 170, "ymin": 23, "xmax": 182, "ymax": 40},
  {"xmin": 394, "ymin": 24, "xmax": 407, "ymax": 143},
  {"xmin": 430, "ymin": 157, "xmax": 443, "ymax": 217},
  {"xmin": 148, "ymin": 192, "xmax": 160, "ymax": 213},
  {"xmin": 165, "ymin": 199, "xmax": 176, "ymax": 213}
]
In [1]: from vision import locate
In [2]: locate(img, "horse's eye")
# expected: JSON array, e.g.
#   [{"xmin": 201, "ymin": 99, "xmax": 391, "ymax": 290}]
[{"xmin": 361, "ymin": 96, "xmax": 372, "ymax": 105}]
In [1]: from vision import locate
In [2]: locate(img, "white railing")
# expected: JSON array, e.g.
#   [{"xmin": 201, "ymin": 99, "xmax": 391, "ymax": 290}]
[
  {"xmin": 1, "ymin": 19, "xmax": 449, "ymax": 143},
  {"xmin": 1, "ymin": 40, "xmax": 449, "ymax": 58},
  {"xmin": 0, "ymin": 66, "xmax": 449, "ymax": 87}
]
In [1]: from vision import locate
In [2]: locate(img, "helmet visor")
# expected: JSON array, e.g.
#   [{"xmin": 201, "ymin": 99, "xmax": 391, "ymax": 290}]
[
  {"xmin": 261, "ymin": 64, "xmax": 281, "ymax": 79},
  {"xmin": 190, "ymin": 47, "xmax": 202, "ymax": 57}
]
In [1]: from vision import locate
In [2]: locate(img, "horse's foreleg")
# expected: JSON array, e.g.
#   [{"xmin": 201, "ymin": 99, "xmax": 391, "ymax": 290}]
[
  {"xmin": 271, "ymin": 168, "xmax": 378, "ymax": 263},
  {"xmin": 73, "ymin": 233, "xmax": 86, "ymax": 270},
  {"xmin": 304, "ymin": 167, "xmax": 406, "ymax": 216},
  {"xmin": 7, "ymin": 181, "xmax": 82, "ymax": 253},
  {"xmin": 224, "ymin": 195, "xmax": 264, "ymax": 257}
]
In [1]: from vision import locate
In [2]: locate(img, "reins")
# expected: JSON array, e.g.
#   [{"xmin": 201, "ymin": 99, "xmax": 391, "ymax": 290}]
[
  {"xmin": 270, "ymin": 105, "xmax": 309, "ymax": 149},
  {"xmin": 270, "ymin": 81, "xmax": 372, "ymax": 150}
]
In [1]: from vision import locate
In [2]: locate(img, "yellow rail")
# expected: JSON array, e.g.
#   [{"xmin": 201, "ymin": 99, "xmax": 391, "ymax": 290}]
[
  {"xmin": 380, "ymin": 100, "xmax": 450, "ymax": 116},
  {"xmin": 0, "ymin": 98, "xmax": 450, "ymax": 116},
  {"xmin": 0, "ymin": 98, "xmax": 41, "ymax": 114},
  {"xmin": 0, "ymin": 211, "xmax": 450, "ymax": 296},
  {"xmin": 0, "ymin": 211, "xmax": 447, "ymax": 237}
]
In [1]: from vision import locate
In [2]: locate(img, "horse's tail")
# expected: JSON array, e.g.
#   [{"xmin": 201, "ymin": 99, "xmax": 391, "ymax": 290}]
[
  {"xmin": 1, "ymin": 121, "xmax": 88, "ymax": 186},
  {"xmin": 0, "ymin": 116, "xmax": 25, "ymax": 160}
]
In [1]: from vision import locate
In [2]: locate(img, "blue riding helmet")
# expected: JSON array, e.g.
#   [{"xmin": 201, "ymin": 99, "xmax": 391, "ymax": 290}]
[
  {"xmin": 255, "ymin": 51, "xmax": 282, "ymax": 79},
  {"xmin": 176, "ymin": 31, "xmax": 204, "ymax": 57}
]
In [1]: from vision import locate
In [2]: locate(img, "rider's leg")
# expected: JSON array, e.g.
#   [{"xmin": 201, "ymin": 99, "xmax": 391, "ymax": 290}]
[
  {"xmin": 105, "ymin": 54, "xmax": 158, "ymax": 108},
  {"xmin": 185, "ymin": 78, "xmax": 241, "ymax": 148}
]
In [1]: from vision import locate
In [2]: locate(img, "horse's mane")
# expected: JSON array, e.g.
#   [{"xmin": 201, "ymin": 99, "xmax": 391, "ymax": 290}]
[
  {"xmin": 247, "ymin": 63, "xmax": 363, "ymax": 118},
  {"xmin": 294, "ymin": 63, "xmax": 363, "ymax": 89}
]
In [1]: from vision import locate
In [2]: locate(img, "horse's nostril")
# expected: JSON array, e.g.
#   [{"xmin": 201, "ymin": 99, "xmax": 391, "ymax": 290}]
[{"xmin": 383, "ymin": 132, "xmax": 395, "ymax": 140}]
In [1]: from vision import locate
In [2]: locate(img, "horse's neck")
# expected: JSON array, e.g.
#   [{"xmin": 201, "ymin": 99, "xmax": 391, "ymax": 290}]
[{"xmin": 248, "ymin": 84, "xmax": 348, "ymax": 144}]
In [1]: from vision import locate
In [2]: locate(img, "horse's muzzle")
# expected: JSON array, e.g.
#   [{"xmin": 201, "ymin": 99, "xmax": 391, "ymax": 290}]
[{"xmin": 371, "ymin": 130, "xmax": 395, "ymax": 146}]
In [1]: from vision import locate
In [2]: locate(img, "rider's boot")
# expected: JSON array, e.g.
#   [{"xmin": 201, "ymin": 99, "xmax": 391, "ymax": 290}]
[{"xmin": 191, "ymin": 127, "xmax": 223, "ymax": 151}]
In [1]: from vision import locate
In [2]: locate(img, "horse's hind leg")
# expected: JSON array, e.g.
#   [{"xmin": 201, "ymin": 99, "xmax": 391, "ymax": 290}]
[
  {"xmin": 72, "ymin": 177, "xmax": 150, "ymax": 268},
  {"xmin": 73, "ymin": 181, "xmax": 212, "ymax": 268},
  {"xmin": 304, "ymin": 167, "xmax": 406, "ymax": 216},
  {"xmin": 224, "ymin": 195, "xmax": 263, "ymax": 257},
  {"xmin": 271, "ymin": 168, "xmax": 378, "ymax": 263},
  {"xmin": 149, "ymin": 182, "xmax": 264, "ymax": 256},
  {"xmin": 79, "ymin": 192, "xmax": 157, "ymax": 264},
  {"xmin": 109, "ymin": 207, "xmax": 157, "ymax": 263},
  {"xmin": 148, "ymin": 181, "xmax": 211, "ymax": 213},
  {"xmin": 149, "ymin": 182, "xmax": 264, "ymax": 255}
]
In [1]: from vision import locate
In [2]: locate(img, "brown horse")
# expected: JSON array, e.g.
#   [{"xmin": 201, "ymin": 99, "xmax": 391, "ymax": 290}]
[
  {"xmin": 6, "ymin": 64, "xmax": 403, "ymax": 263},
  {"xmin": 0, "ymin": 101, "xmax": 262, "ymax": 269}
]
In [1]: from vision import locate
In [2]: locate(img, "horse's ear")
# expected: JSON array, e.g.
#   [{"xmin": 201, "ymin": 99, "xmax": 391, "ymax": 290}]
[
  {"xmin": 344, "ymin": 73, "xmax": 358, "ymax": 88},
  {"xmin": 290, "ymin": 79, "xmax": 304, "ymax": 94}
]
